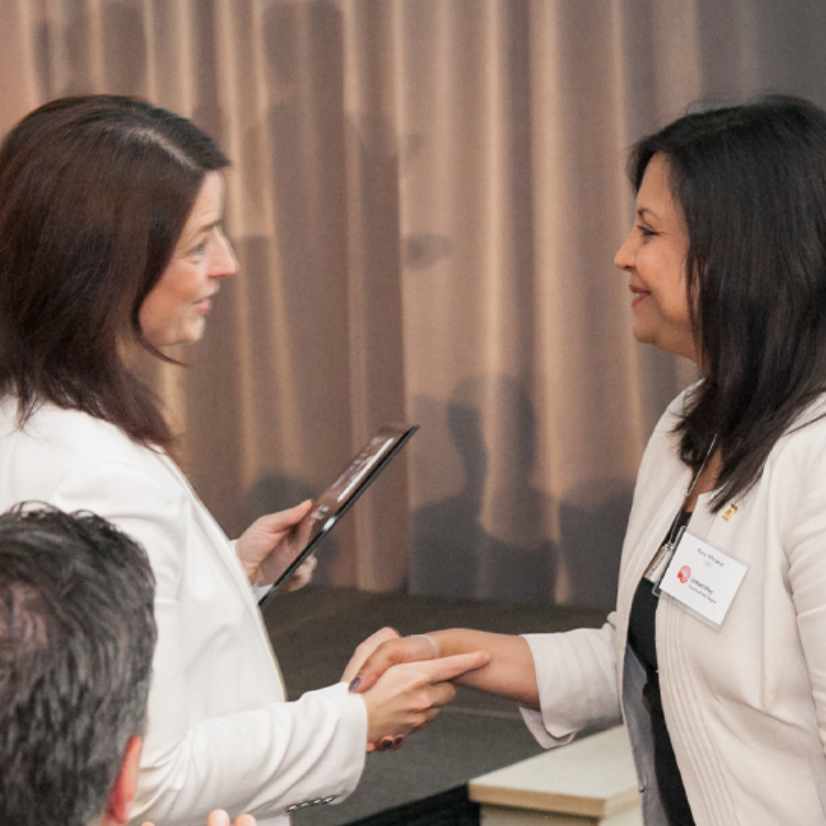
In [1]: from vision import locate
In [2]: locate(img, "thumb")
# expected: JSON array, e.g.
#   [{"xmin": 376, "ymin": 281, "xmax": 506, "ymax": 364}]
[
  {"xmin": 350, "ymin": 635, "xmax": 439, "ymax": 693},
  {"xmin": 260, "ymin": 500, "xmax": 314, "ymax": 531},
  {"xmin": 417, "ymin": 650, "xmax": 491, "ymax": 683}
]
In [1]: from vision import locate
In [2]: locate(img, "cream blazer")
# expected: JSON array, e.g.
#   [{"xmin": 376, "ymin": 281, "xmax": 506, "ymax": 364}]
[
  {"xmin": 0, "ymin": 400, "xmax": 367, "ymax": 826},
  {"xmin": 521, "ymin": 389, "xmax": 826, "ymax": 825}
]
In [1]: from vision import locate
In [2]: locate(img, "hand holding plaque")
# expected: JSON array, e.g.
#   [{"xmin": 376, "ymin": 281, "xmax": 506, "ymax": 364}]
[{"xmin": 257, "ymin": 424, "xmax": 418, "ymax": 606}]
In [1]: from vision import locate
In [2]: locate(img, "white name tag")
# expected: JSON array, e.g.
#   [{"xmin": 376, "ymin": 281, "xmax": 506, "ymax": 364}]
[{"xmin": 659, "ymin": 531, "xmax": 748, "ymax": 626}]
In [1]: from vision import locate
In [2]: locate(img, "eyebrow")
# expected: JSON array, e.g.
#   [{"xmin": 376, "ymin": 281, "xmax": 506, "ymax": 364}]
[
  {"xmin": 636, "ymin": 207, "xmax": 659, "ymax": 222},
  {"xmin": 194, "ymin": 219, "xmax": 222, "ymax": 235},
  {"xmin": 183, "ymin": 220, "xmax": 222, "ymax": 248}
]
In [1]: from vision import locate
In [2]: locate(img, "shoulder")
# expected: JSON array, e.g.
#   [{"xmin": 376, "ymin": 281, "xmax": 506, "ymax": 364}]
[
  {"xmin": 766, "ymin": 395, "xmax": 826, "ymax": 476},
  {"xmin": 730, "ymin": 395, "xmax": 826, "ymax": 545},
  {"xmin": 0, "ymin": 398, "xmax": 171, "ymax": 500},
  {"xmin": 0, "ymin": 399, "xmax": 195, "ymax": 590},
  {"xmin": 0, "ymin": 398, "xmax": 154, "ymax": 466}
]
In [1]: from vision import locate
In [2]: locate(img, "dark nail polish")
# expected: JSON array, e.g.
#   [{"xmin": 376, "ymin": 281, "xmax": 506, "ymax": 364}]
[
  {"xmin": 379, "ymin": 736, "xmax": 394, "ymax": 751},
  {"xmin": 391, "ymin": 736, "xmax": 404, "ymax": 750},
  {"xmin": 348, "ymin": 677, "xmax": 361, "ymax": 692}
]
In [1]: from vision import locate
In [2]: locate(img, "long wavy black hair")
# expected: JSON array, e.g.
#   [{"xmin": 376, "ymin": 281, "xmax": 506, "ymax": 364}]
[{"xmin": 630, "ymin": 95, "xmax": 826, "ymax": 510}]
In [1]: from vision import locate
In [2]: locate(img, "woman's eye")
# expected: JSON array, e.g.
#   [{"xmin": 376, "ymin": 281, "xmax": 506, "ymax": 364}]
[
  {"xmin": 637, "ymin": 224, "xmax": 657, "ymax": 238},
  {"xmin": 189, "ymin": 240, "xmax": 207, "ymax": 257}
]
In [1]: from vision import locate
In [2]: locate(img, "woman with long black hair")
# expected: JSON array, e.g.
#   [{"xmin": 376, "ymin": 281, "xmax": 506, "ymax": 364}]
[{"xmin": 352, "ymin": 96, "xmax": 826, "ymax": 826}]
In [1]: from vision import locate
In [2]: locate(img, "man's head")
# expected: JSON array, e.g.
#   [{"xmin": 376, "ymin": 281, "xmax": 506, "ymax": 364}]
[{"xmin": 0, "ymin": 504, "xmax": 156, "ymax": 826}]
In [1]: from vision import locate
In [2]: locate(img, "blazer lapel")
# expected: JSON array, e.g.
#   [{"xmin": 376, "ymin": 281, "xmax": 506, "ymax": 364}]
[{"xmin": 151, "ymin": 451, "xmax": 258, "ymax": 607}]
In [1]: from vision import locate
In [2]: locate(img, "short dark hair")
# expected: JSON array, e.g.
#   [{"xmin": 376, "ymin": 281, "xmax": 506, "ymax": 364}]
[
  {"xmin": 629, "ymin": 95, "xmax": 826, "ymax": 509},
  {"xmin": 0, "ymin": 504, "xmax": 157, "ymax": 826},
  {"xmin": 0, "ymin": 95, "xmax": 229, "ymax": 449}
]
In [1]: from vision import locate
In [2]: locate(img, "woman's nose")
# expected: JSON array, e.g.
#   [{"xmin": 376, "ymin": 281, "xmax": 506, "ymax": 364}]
[
  {"xmin": 210, "ymin": 233, "xmax": 239, "ymax": 279},
  {"xmin": 614, "ymin": 231, "xmax": 634, "ymax": 270}
]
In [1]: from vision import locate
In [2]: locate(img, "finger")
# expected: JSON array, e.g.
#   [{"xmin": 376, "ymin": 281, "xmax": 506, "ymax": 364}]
[
  {"xmin": 424, "ymin": 680, "xmax": 457, "ymax": 708},
  {"xmin": 298, "ymin": 556, "xmax": 319, "ymax": 577},
  {"xmin": 207, "ymin": 812, "xmax": 230, "ymax": 826},
  {"xmin": 292, "ymin": 508, "xmax": 316, "ymax": 547},
  {"xmin": 342, "ymin": 626, "xmax": 400, "ymax": 685},
  {"xmin": 421, "ymin": 707, "xmax": 441, "ymax": 726},
  {"xmin": 234, "ymin": 815, "xmax": 257, "ymax": 826},
  {"xmin": 258, "ymin": 500, "xmax": 314, "ymax": 532},
  {"xmin": 352, "ymin": 635, "xmax": 441, "ymax": 693},
  {"xmin": 407, "ymin": 707, "xmax": 441, "ymax": 734},
  {"xmin": 283, "ymin": 555, "xmax": 318, "ymax": 592},
  {"xmin": 415, "ymin": 650, "xmax": 491, "ymax": 683}
]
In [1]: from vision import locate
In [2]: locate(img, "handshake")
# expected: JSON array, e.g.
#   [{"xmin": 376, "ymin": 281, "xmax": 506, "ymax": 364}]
[
  {"xmin": 340, "ymin": 628, "xmax": 490, "ymax": 752},
  {"xmin": 140, "ymin": 631, "xmax": 491, "ymax": 826}
]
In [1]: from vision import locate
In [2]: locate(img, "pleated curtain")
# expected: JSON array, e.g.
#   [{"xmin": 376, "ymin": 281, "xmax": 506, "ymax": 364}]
[{"xmin": 2, "ymin": 0, "xmax": 824, "ymax": 609}]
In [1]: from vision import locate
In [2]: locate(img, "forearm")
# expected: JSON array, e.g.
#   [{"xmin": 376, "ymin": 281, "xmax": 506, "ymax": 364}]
[
  {"xmin": 427, "ymin": 629, "xmax": 538, "ymax": 708},
  {"xmin": 135, "ymin": 684, "xmax": 367, "ymax": 823}
]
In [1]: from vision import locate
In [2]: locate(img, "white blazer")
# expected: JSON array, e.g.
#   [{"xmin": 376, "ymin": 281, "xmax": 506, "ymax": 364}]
[
  {"xmin": 521, "ymin": 389, "xmax": 826, "ymax": 825},
  {"xmin": 0, "ymin": 399, "xmax": 367, "ymax": 826}
]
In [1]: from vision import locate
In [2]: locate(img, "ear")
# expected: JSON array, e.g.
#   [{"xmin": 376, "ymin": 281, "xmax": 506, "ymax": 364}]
[{"xmin": 101, "ymin": 735, "xmax": 143, "ymax": 826}]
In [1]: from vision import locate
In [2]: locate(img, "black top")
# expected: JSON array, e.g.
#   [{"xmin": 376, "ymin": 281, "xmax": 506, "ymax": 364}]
[{"xmin": 627, "ymin": 511, "xmax": 696, "ymax": 826}]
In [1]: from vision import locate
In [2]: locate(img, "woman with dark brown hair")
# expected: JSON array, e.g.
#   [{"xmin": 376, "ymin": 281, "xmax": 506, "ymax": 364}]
[{"xmin": 0, "ymin": 95, "xmax": 488, "ymax": 826}]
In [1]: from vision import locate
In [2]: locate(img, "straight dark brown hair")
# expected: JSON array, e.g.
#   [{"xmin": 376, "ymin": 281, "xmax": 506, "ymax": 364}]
[
  {"xmin": 629, "ymin": 95, "xmax": 826, "ymax": 510},
  {"xmin": 0, "ymin": 95, "xmax": 229, "ymax": 449}
]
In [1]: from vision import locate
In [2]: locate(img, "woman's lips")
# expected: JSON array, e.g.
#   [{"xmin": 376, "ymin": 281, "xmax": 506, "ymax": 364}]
[{"xmin": 630, "ymin": 286, "xmax": 649, "ymax": 308}]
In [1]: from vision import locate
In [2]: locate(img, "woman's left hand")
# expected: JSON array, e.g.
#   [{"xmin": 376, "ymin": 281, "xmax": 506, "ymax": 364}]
[{"xmin": 236, "ymin": 500, "xmax": 315, "ymax": 588}]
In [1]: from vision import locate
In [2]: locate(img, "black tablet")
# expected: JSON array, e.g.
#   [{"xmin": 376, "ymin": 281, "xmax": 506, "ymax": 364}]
[{"xmin": 257, "ymin": 424, "xmax": 418, "ymax": 606}]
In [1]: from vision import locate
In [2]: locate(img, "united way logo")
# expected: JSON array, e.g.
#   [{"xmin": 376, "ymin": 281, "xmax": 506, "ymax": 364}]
[{"xmin": 677, "ymin": 565, "xmax": 691, "ymax": 584}]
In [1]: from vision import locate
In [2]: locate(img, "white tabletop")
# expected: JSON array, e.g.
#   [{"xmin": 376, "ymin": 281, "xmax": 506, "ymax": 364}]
[{"xmin": 468, "ymin": 726, "xmax": 640, "ymax": 818}]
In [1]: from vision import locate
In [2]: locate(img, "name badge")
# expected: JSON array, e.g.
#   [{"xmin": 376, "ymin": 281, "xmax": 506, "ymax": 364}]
[{"xmin": 659, "ymin": 531, "xmax": 748, "ymax": 626}]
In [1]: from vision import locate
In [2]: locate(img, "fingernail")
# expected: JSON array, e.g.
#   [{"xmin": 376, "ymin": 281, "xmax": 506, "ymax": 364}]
[
  {"xmin": 379, "ymin": 736, "xmax": 394, "ymax": 751},
  {"xmin": 348, "ymin": 677, "xmax": 361, "ymax": 692},
  {"xmin": 391, "ymin": 735, "xmax": 404, "ymax": 750}
]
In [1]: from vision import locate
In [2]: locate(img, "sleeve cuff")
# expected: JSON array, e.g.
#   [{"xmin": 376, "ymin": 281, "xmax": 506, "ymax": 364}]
[
  {"xmin": 519, "ymin": 624, "xmax": 620, "ymax": 746},
  {"xmin": 302, "ymin": 681, "xmax": 368, "ymax": 803}
]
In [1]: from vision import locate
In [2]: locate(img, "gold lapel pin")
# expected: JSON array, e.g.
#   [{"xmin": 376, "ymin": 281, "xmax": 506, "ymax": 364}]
[{"xmin": 722, "ymin": 503, "xmax": 739, "ymax": 521}]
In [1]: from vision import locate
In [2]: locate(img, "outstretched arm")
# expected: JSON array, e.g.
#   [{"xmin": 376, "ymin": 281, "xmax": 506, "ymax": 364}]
[{"xmin": 349, "ymin": 630, "xmax": 538, "ymax": 709}]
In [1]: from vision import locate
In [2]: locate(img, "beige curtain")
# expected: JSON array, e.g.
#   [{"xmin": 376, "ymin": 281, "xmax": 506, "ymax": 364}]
[{"xmin": 3, "ymin": 0, "xmax": 825, "ymax": 609}]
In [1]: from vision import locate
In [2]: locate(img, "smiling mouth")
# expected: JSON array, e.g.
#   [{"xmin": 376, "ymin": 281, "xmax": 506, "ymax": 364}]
[{"xmin": 629, "ymin": 286, "xmax": 650, "ymax": 307}]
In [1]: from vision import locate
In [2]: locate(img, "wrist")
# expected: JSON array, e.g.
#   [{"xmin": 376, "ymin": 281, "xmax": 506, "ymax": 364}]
[{"xmin": 415, "ymin": 633, "xmax": 441, "ymax": 657}]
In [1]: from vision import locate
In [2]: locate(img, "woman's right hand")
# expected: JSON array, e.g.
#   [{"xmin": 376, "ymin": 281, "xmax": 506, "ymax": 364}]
[{"xmin": 357, "ymin": 649, "xmax": 490, "ymax": 750}]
